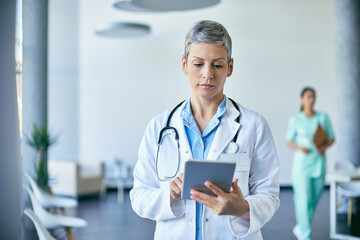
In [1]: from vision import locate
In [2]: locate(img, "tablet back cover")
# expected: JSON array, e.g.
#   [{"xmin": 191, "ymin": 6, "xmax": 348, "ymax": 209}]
[{"xmin": 181, "ymin": 160, "xmax": 235, "ymax": 200}]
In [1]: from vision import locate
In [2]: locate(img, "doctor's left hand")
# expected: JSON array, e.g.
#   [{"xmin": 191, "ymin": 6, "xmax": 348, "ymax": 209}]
[
  {"xmin": 190, "ymin": 178, "xmax": 250, "ymax": 220},
  {"xmin": 170, "ymin": 173, "xmax": 184, "ymax": 207}
]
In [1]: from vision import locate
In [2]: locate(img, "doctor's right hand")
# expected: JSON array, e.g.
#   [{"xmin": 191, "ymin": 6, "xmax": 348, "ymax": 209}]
[{"xmin": 170, "ymin": 173, "xmax": 183, "ymax": 207}]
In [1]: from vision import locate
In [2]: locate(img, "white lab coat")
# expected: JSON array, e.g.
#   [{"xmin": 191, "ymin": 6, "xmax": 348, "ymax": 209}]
[{"xmin": 130, "ymin": 97, "xmax": 280, "ymax": 240}]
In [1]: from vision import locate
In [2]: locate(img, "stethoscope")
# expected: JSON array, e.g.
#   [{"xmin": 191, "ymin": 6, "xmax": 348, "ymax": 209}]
[{"xmin": 156, "ymin": 98, "xmax": 240, "ymax": 181}]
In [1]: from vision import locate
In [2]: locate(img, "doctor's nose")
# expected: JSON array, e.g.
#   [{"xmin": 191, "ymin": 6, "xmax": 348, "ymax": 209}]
[{"xmin": 202, "ymin": 64, "xmax": 214, "ymax": 80}]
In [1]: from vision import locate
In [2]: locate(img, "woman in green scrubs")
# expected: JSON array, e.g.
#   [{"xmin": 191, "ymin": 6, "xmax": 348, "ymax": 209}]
[{"xmin": 286, "ymin": 87, "xmax": 335, "ymax": 240}]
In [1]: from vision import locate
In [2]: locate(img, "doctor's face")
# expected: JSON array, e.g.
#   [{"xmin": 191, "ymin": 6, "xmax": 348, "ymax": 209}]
[{"xmin": 182, "ymin": 43, "xmax": 233, "ymax": 101}]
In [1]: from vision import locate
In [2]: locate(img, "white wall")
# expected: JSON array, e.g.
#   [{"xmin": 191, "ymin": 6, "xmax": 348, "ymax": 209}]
[
  {"xmin": 48, "ymin": 0, "xmax": 79, "ymax": 160},
  {"xmin": 50, "ymin": 0, "xmax": 337, "ymax": 185}
]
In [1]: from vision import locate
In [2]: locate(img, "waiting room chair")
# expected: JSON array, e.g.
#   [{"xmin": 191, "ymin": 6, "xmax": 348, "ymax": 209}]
[
  {"xmin": 24, "ymin": 172, "xmax": 78, "ymax": 209},
  {"xmin": 335, "ymin": 161, "xmax": 360, "ymax": 226},
  {"xmin": 24, "ymin": 208, "xmax": 56, "ymax": 240},
  {"xmin": 23, "ymin": 185, "xmax": 87, "ymax": 239}
]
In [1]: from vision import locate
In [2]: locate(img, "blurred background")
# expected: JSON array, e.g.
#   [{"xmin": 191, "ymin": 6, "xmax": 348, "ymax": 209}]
[
  {"xmin": 1, "ymin": 0, "xmax": 360, "ymax": 239},
  {"xmin": 49, "ymin": 0, "xmax": 336, "ymax": 185}
]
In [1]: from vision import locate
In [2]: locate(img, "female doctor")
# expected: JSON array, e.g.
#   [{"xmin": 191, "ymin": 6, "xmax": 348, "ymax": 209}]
[{"xmin": 130, "ymin": 20, "xmax": 280, "ymax": 240}]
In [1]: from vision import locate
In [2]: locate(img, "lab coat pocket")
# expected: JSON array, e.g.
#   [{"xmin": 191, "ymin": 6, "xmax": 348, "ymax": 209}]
[
  {"xmin": 220, "ymin": 153, "xmax": 250, "ymax": 197},
  {"xmin": 220, "ymin": 152, "xmax": 250, "ymax": 172}
]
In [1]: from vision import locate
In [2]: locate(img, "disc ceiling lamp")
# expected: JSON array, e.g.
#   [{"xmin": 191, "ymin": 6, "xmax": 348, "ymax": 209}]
[
  {"xmin": 112, "ymin": 0, "xmax": 164, "ymax": 12},
  {"xmin": 95, "ymin": 22, "xmax": 151, "ymax": 38},
  {"xmin": 113, "ymin": 0, "xmax": 220, "ymax": 12}
]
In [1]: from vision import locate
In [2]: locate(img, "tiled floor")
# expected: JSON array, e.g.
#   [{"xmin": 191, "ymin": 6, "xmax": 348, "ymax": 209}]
[{"xmin": 26, "ymin": 187, "xmax": 360, "ymax": 240}]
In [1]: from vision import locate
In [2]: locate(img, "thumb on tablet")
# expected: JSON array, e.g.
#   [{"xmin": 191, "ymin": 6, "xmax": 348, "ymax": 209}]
[{"xmin": 231, "ymin": 178, "xmax": 240, "ymax": 193}]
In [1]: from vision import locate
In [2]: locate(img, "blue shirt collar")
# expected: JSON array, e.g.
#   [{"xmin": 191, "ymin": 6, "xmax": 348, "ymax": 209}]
[{"xmin": 180, "ymin": 96, "xmax": 227, "ymax": 125}]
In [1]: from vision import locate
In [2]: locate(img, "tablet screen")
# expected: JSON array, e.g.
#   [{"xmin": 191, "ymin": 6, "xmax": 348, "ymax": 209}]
[{"xmin": 181, "ymin": 159, "xmax": 236, "ymax": 200}]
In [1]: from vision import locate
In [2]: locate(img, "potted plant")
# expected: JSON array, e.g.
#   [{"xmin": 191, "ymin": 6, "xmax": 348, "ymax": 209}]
[{"xmin": 25, "ymin": 123, "xmax": 57, "ymax": 192}]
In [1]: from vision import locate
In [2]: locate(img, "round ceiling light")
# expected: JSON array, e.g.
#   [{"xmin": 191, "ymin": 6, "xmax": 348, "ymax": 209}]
[
  {"xmin": 95, "ymin": 22, "xmax": 151, "ymax": 38},
  {"xmin": 112, "ymin": 0, "xmax": 164, "ymax": 12},
  {"xmin": 113, "ymin": 0, "xmax": 220, "ymax": 12}
]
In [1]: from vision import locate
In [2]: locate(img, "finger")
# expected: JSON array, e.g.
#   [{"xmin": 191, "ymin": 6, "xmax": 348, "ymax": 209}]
[
  {"xmin": 170, "ymin": 177, "xmax": 183, "ymax": 191},
  {"xmin": 232, "ymin": 181, "xmax": 244, "ymax": 197},
  {"xmin": 173, "ymin": 176, "xmax": 183, "ymax": 186},
  {"xmin": 205, "ymin": 181, "xmax": 226, "ymax": 197},
  {"xmin": 179, "ymin": 173, "xmax": 184, "ymax": 181},
  {"xmin": 173, "ymin": 179, "xmax": 183, "ymax": 192},
  {"xmin": 190, "ymin": 189, "xmax": 217, "ymax": 206},
  {"xmin": 231, "ymin": 178, "xmax": 240, "ymax": 192},
  {"xmin": 170, "ymin": 183, "xmax": 181, "ymax": 195}
]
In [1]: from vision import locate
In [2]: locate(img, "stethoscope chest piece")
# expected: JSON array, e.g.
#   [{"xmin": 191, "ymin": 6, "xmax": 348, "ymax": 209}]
[{"xmin": 224, "ymin": 142, "xmax": 238, "ymax": 154}]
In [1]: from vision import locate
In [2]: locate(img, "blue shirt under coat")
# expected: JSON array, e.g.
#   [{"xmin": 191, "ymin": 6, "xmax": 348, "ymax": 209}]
[{"xmin": 180, "ymin": 96, "xmax": 227, "ymax": 240}]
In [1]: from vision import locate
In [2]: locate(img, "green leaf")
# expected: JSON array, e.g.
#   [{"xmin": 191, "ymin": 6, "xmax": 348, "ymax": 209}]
[{"xmin": 26, "ymin": 123, "xmax": 58, "ymax": 192}]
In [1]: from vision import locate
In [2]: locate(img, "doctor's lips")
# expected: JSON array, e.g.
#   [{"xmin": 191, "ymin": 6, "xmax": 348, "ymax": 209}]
[{"xmin": 200, "ymin": 84, "xmax": 215, "ymax": 89}]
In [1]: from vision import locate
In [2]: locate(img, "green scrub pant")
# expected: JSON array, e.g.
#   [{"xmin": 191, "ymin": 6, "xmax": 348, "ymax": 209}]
[{"xmin": 292, "ymin": 175, "xmax": 325, "ymax": 240}]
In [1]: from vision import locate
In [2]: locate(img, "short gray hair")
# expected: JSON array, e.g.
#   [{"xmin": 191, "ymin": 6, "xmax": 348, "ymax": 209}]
[{"xmin": 184, "ymin": 20, "xmax": 232, "ymax": 62}]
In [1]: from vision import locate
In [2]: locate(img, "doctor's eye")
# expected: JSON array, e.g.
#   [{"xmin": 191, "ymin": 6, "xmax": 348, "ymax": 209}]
[
  {"xmin": 213, "ymin": 64, "xmax": 224, "ymax": 69},
  {"xmin": 193, "ymin": 63, "xmax": 203, "ymax": 67}
]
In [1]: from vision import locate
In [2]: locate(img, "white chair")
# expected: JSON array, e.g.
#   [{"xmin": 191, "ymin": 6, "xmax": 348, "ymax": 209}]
[
  {"xmin": 23, "ymin": 185, "xmax": 87, "ymax": 229},
  {"xmin": 24, "ymin": 172, "xmax": 78, "ymax": 209},
  {"xmin": 335, "ymin": 161, "xmax": 360, "ymax": 226},
  {"xmin": 24, "ymin": 208, "xmax": 56, "ymax": 240}
]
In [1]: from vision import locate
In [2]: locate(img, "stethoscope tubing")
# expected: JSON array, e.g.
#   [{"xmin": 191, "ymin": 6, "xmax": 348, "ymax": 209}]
[{"xmin": 156, "ymin": 97, "xmax": 240, "ymax": 181}]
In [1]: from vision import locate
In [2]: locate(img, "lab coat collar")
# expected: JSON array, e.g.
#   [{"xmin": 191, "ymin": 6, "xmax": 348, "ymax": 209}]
[
  {"xmin": 170, "ymin": 97, "xmax": 240, "ymax": 164},
  {"xmin": 207, "ymin": 97, "xmax": 241, "ymax": 160}
]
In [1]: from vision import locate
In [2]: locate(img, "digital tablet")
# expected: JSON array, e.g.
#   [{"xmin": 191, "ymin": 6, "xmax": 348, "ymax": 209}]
[{"xmin": 181, "ymin": 159, "xmax": 236, "ymax": 200}]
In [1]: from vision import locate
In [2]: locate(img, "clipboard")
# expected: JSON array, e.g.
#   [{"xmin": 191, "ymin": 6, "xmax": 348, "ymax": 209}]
[
  {"xmin": 181, "ymin": 159, "xmax": 235, "ymax": 200},
  {"xmin": 313, "ymin": 124, "xmax": 328, "ymax": 148}
]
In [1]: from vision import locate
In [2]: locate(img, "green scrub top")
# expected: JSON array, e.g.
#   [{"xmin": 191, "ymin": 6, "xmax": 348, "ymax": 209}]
[{"xmin": 286, "ymin": 111, "xmax": 335, "ymax": 178}]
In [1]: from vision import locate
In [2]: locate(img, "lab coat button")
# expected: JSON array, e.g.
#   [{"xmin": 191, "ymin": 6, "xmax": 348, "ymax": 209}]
[{"xmin": 205, "ymin": 218, "xmax": 209, "ymax": 222}]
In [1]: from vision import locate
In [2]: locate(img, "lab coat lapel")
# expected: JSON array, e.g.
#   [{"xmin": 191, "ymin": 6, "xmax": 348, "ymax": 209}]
[
  {"xmin": 207, "ymin": 97, "xmax": 240, "ymax": 161},
  {"xmin": 171, "ymin": 101, "xmax": 193, "ymax": 172}
]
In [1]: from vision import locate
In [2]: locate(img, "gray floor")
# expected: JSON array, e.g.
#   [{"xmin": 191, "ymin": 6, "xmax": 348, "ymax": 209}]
[
  {"xmin": 37, "ymin": 187, "xmax": 359, "ymax": 240},
  {"xmin": 262, "ymin": 187, "xmax": 329, "ymax": 240}
]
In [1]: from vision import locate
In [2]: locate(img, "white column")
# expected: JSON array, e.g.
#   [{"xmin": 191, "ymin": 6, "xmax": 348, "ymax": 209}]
[
  {"xmin": 22, "ymin": 0, "xmax": 48, "ymax": 174},
  {"xmin": 0, "ymin": 1, "xmax": 22, "ymax": 239},
  {"xmin": 334, "ymin": 0, "xmax": 360, "ymax": 167}
]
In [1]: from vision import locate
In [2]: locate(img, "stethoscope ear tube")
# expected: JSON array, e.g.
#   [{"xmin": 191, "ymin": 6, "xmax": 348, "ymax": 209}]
[
  {"xmin": 156, "ymin": 101, "xmax": 184, "ymax": 181},
  {"xmin": 228, "ymin": 98, "xmax": 240, "ymax": 143},
  {"xmin": 156, "ymin": 98, "xmax": 240, "ymax": 181},
  {"xmin": 156, "ymin": 137, "xmax": 180, "ymax": 181},
  {"xmin": 166, "ymin": 100, "xmax": 186, "ymax": 127},
  {"xmin": 158, "ymin": 126, "xmax": 179, "ymax": 144},
  {"xmin": 157, "ymin": 100, "xmax": 185, "ymax": 145}
]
